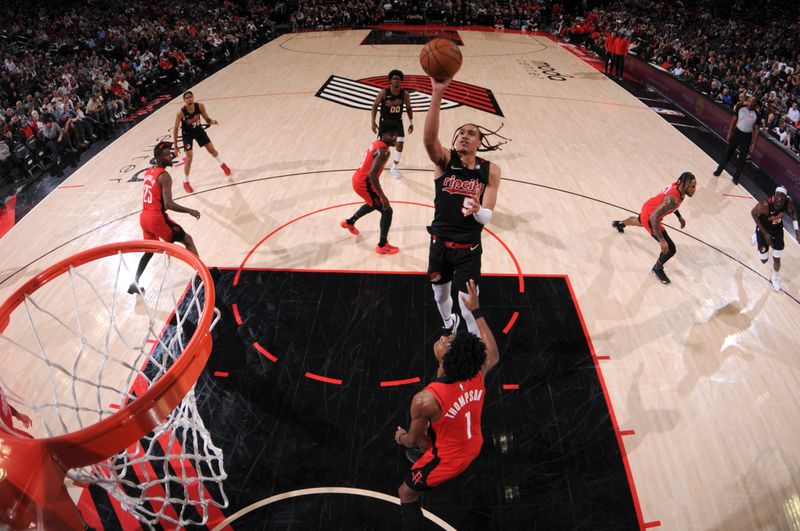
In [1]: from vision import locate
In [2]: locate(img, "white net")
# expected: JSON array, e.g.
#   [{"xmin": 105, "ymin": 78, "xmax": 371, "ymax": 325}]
[{"xmin": 0, "ymin": 246, "xmax": 228, "ymax": 528}]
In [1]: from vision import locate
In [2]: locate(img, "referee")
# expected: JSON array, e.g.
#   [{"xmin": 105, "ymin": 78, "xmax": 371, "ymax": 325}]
[{"xmin": 713, "ymin": 96, "xmax": 760, "ymax": 185}]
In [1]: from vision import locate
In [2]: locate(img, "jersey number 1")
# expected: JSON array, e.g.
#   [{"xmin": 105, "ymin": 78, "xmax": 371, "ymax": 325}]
[{"xmin": 465, "ymin": 411, "xmax": 472, "ymax": 439}]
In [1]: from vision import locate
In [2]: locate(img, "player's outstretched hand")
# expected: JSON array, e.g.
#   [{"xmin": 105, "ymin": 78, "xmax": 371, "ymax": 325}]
[
  {"xmin": 190, "ymin": 209, "xmax": 201, "ymax": 220},
  {"xmin": 679, "ymin": 217, "xmax": 686, "ymax": 229},
  {"xmin": 462, "ymin": 279, "xmax": 479, "ymax": 311},
  {"xmin": 430, "ymin": 77, "xmax": 451, "ymax": 94}
]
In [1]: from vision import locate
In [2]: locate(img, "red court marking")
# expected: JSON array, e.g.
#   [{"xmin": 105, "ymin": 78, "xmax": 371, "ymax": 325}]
[
  {"xmin": 58, "ymin": 185, "xmax": 85, "ymax": 189},
  {"xmin": 253, "ymin": 341, "xmax": 278, "ymax": 362},
  {"xmin": 232, "ymin": 303, "xmax": 243, "ymax": 324},
  {"xmin": 146, "ymin": 339, "xmax": 157, "ymax": 344},
  {"xmin": 722, "ymin": 193, "xmax": 751, "ymax": 199},
  {"xmin": 596, "ymin": 355, "xmax": 611, "ymax": 360},
  {"xmin": 380, "ymin": 377, "xmax": 420, "ymax": 387},
  {"xmin": 502, "ymin": 384, "xmax": 520, "ymax": 390},
  {"xmin": 213, "ymin": 371, "xmax": 229, "ymax": 378},
  {"xmin": 502, "ymin": 311, "xmax": 519, "ymax": 334},
  {"xmin": 619, "ymin": 429, "xmax": 636, "ymax": 437},
  {"xmin": 563, "ymin": 275, "xmax": 649, "ymax": 530},
  {"xmin": 304, "ymin": 372, "xmax": 343, "ymax": 385},
  {"xmin": 108, "ymin": 403, "xmax": 120, "ymax": 410},
  {"xmin": 644, "ymin": 522, "xmax": 662, "ymax": 529},
  {"xmin": 76, "ymin": 492, "xmax": 105, "ymax": 531}
]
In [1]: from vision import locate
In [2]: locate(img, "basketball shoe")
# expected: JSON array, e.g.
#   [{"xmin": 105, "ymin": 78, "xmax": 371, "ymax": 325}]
[
  {"xmin": 221, "ymin": 163, "xmax": 231, "ymax": 176},
  {"xmin": 651, "ymin": 266, "xmax": 670, "ymax": 284},
  {"xmin": 375, "ymin": 242, "xmax": 399, "ymax": 255},
  {"xmin": 183, "ymin": 182, "xmax": 194, "ymax": 193},
  {"xmin": 612, "ymin": 220, "xmax": 625, "ymax": 233},
  {"xmin": 389, "ymin": 162, "xmax": 401, "ymax": 179},
  {"xmin": 442, "ymin": 313, "xmax": 461, "ymax": 335},
  {"xmin": 771, "ymin": 272, "xmax": 781, "ymax": 292},
  {"xmin": 340, "ymin": 219, "xmax": 359, "ymax": 236}
]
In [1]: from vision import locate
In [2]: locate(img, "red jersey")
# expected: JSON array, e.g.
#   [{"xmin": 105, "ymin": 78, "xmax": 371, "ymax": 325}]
[
  {"xmin": 351, "ymin": 139, "xmax": 387, "ymax": 187},
  {"xmin": 426, "ymin": 372, "xmax": 485, "ymax": 460},
  {"xmin": 640, "ymin": 181, "xmax": 684, "ymax": 235},
  {"xmin": 142, "ymin": 167, "xmax": 167, "ymax": 214}
]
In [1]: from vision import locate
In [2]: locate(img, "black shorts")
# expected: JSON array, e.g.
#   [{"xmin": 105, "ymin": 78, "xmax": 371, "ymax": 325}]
[
  {"xmin": 427, "ymin": 236, "xmax": 482, "ymax": 292},
  {"xmin": 755, "ymin": 226, "xmax": 784, "ymax": 252},
  {"xmin": 378, "ymin": 118, "xmax": 404, "ymax": 140},
  {"xmin": 182, "ymin": 127, "xmax": 211, "ymax": 151}
]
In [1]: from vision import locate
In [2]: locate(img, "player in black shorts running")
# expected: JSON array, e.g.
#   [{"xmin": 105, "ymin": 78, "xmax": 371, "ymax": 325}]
[
  {"xmin": 371, "ymin": 70, "xmax": 413, "ymax": 179},
  {"xmin": 751, "ymin": 185, "xmax": 800, "ymax": 291},
  {"xmin": 172, "ymin": 91, "xmax": 231, "ymax": 193},
  {"xmin": 423, "ymin": 75, "xmax": 507, "ymax": 336}
]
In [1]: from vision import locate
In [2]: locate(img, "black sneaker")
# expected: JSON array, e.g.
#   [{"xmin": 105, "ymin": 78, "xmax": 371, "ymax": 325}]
[
  {"xmin": 713, "ymin": 167, "xmax": 723, "ymax": 177},
  {"xmin": 442, "ymin": 313, "xmax": 461, "ymax": 335},
  {"xmin": 612, "ymin": 220, "xmax": 625, "ymax": 233},
  {"xmin": 127, "ymin": 282, "xmax": 144, "ymax": 295},
  {"xmin": 732, "ymin": 177, "xmax": 740, "ymax": 185},
  {"xmin": 651, "ymin": 267, "xmax": 670, "ymax": 285},
  {"xmin": 405, "ymin": 448, "xmax": 424, "ymax": 464}
]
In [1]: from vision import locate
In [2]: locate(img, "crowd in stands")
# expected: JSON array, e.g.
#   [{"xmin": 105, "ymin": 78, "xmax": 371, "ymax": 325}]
[
  {"xmin": 1, "ymin": 0, "xmax": 277, "ymax": 188},
  {"xmin": 559, "ymin": 0, "xmax": 800, "ymax": 156},
  {"xmin": 5, "ymin": 0, "xmax": 800, "ymax": 190}
]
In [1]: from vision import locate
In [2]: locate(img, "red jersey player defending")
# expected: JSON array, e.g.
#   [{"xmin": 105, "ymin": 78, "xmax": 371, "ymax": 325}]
[
  {"xmin": 611, "ymin": 172, "xmax": 697, "ymax": 284},
  {"xmin": 340, "ymin": 122, "xmax": 401, "ymax": 255},
  {"xmin": 394, "ymin": 279, "xmax": 499, "ymax": 530},
  {"xmin": 128, "ymin": 141, "xmax": 201, "ymax": 295}
]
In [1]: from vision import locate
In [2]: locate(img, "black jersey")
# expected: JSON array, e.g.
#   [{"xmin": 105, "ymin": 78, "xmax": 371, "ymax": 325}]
[
  {"xmin": 181, "ymin": 104, "xmax": 203, "ymax": 132},
  {"xmin": 758, "ymin": 196, "xmax": 790, "ymax": 234},
  {"xmin": 429, "ymin": 150, "xmax": 491, "ymax": 244},
  {"xmin": 379, "ymin": 88, "xmax": 406, "ymax": 122}
]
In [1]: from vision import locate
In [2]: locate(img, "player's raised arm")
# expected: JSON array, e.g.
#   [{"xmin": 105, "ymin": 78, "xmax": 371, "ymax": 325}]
[{"xmin": 423, "ymin": 78, "xmax": 452, "ymax": 170}]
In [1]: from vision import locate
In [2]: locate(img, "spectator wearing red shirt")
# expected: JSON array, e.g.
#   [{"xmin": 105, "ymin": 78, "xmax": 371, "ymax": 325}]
[{"xmin": 604, "ymin": 31, "xmax": 617, "ymax": 76}]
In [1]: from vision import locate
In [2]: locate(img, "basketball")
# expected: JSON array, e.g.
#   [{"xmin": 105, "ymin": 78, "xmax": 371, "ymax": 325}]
[{"xmin": 420, "ymin": 38, "xmax": 463, "ymax": 81}]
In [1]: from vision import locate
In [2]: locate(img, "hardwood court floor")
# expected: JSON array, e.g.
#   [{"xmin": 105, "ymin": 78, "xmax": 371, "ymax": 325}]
[{"xmin": 1, "ymin": 28, "xmax": 799, "ymax": 530}]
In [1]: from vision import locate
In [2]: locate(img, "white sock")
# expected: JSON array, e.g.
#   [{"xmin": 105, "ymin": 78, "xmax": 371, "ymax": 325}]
[
  {"xmin": 183, "ymin": 173, "xmax": 190, "ymax": 183},
  {"xmin": 458, "ymin": 290, "xmax": 479, "ymax": 335},
  {"xmin": 393, "ymin": 150, "xmax": 401, "ymax": 164},
  {"xmin": 215, "ymin": 154, "xmax": 224, "ymax": 164},
  {"xmin": 432, "ymin": 282, "xmax": 453, "ymax": 323}
]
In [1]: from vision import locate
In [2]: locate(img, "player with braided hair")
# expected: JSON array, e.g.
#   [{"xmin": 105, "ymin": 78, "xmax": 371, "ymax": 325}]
[
  {"xmin": 423, "ymin": 75, "xmax": 506, "ymax": 337},
  {"xmin": 394, "ymin": 280, "xmax": 499, "ymax": 531},
  {"xmin": 128, "ymin": 141, "xmax": 201, "ymax": 295},
  {"xmin": 611, "ymin": 171, "xmax": 697, "ymax": 285}
]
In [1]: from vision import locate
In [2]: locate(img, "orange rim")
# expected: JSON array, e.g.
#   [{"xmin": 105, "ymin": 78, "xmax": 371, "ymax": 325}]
[{"xmin": 0, "ymin": 240, "xmax": 215, "ymax": 468}]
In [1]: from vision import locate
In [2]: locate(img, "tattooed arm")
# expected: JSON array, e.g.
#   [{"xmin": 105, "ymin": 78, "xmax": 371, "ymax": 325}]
[{"xmin": 649, "ymin": 195, "xmax": 678, "ymax": 253}]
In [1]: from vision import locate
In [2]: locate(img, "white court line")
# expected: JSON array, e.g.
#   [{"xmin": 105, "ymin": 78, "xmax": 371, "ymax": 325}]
[
  {"xmin": 671, "ymin": 122, "xmax": 703, "ymax": 129},
  {"xmin": 211, "ymin": 486, "xmax": 458, "ymax": 530}
]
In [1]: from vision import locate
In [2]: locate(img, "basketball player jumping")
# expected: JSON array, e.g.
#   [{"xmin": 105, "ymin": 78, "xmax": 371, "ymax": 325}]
[
  {"xmin": 395, "ymin": 279, "xmax": 499, "ymax": 531},
  {"xmin": 371, "ymin": 70, "xmax": 413, "ymax": 179},
  {"xmin": 340, "ymin": 122, "xmax": 401, "ymax": 254},
  {"xmin": 750, "ymin": 185, "xmax": 799, "ymax": 291},
  {"xmin": 172, "ymin": 91, "xmax": 231, "ymax": 193},
  {"xmin": 611, "ymin": 172, "xmax": 697, "ymax": 285},
  {"xmin": 128, "ymin": 141, "xmax": 201, "ymax": 295},
  {"xmin": 423, "ymin": 76, "xmax": 505, "ymax": 336}
]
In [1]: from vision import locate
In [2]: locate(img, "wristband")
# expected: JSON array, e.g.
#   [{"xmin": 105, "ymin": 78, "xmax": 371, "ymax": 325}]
[
  {"xmin": 409, "ymin": 119, "xmax": 413, "ymax": 126},
  {"xmin": 794, "ymin": 220, "xmax": 799, "ymax": 230},
  {"xmin": 471, "ymin": 308, "xmax": 485, "ymax": 320},
  {"xmin": 473, "ymin": 207, "xmax": 493, "ymax": 225}
]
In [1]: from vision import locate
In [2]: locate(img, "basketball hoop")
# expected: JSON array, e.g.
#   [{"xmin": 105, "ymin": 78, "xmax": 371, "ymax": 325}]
[{"xmin": 0, "ymin": 240, "xmax": 227, "ymax": 529}]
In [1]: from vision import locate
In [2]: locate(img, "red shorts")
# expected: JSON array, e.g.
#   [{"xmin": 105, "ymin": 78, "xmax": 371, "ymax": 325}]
[
  {"xmin": 404, "ymin": 448, "xmax": 477, "ymax": 491},
  {"xmin": 140, "ymin": 212, "xmax": 185, "ymax": 243},
  {"xmin": 352, "ymin": 175, "xmax": 384, "ymax": 208}
]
